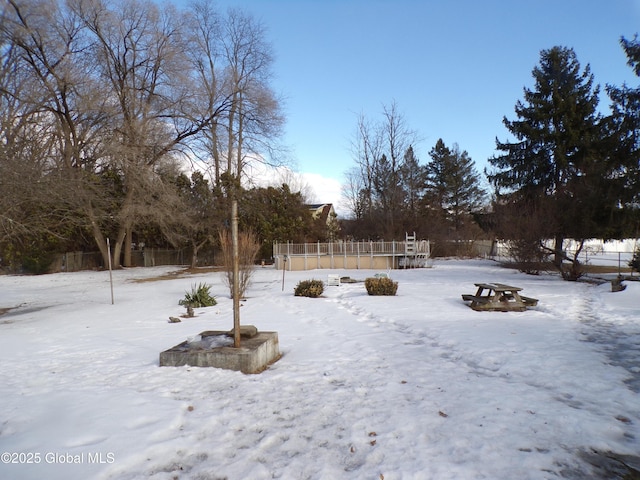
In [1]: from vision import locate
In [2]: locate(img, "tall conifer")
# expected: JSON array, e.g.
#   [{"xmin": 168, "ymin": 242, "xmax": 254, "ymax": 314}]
[
  {"xmin": 487, "ymin": 46, "xmax": 605, "ymax": 276},
  {"xmin": 606, "ymin": 36, "xmax": 640, "ymax": 213},
  {"xmin": 427, "ymin": 138, "xmax": 485, "ymax": 237}
]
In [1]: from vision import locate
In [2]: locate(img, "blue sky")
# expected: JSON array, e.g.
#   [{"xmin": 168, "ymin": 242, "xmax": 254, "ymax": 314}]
[{"xmin": 178, "ymin": 0, "xmax": 640, "ymax": 211}]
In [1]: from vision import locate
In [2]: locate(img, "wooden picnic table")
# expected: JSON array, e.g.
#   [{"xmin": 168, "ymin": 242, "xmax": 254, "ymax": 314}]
[{"xmin": 461, "ymin": 283, "xmax": 538, "ymax": 312}]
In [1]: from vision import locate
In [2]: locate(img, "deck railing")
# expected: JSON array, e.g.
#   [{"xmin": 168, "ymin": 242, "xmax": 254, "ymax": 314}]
[
  {"xmin": 272, "ymin": 240, "xmax": 431, "ymax": 270},
  {"xmin": 273, "ymin": 240, "xmax": 430, "ymax": 257}
]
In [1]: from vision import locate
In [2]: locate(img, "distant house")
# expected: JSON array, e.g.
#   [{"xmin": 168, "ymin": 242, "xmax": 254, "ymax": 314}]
[
  {"xmin": 308, "ymin": 203, "xmax": 339, "ymax": 240},
  {"xmin": 308, "ymin": 203, "xmax": 336, "ymax": 225}
]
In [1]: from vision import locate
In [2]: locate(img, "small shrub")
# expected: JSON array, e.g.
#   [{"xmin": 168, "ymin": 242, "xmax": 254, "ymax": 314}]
[
  {"xmin": 219, "ymin": 229, "xmax": 260, "ymax": 298},
  {"xmin": 506, "ymin": 239, "xmax": 548, "ymax": 275},
  {"xmin": 365, "ymin": 277, "xmax": 398, "ymax": 296},
  {"xmin": 179, "ymin": 283, "xmax": 217, "ymax": 308},
  {"xmin": 294, "ymin": 279, "xmax": 324, "ymax": 298},
  {"xmin": 21, "ymin": 253, "xmax": 54, "ymax": 275}
]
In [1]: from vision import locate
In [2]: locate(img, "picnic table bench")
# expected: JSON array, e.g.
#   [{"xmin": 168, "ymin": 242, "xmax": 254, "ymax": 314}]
[{"xmin": 461, "ymin": 283, "xmax": 538, "ymax": 312}]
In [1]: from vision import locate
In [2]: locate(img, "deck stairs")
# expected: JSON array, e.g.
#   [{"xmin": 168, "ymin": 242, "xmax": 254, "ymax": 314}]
[{"xmin": 400, "ymin": 232, "xmax": 430, "ymax": 268}]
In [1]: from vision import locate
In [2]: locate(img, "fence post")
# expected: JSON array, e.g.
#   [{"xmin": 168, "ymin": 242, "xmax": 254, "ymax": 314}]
[
  {"xmin": 107, "ymin": 238, "xmax": 114, "ymax": 305},
  {"xmin": 344, "ymin": 241, "xmax": 347, "ymax": 268},
  {"xmin": 392, "ymin": 240, "xmax": 396, "ymax": 269},
  {"xmin": 370, "ymin": 241, "xmax": 373, "ymax": 269},
  {"xmin": 282, "ymin": 255, "xmax": 287, "ymax": 291},
  {"xmin": 329, "ymin": 241, "xmax": 333, "ymax": 269},
  {"xmin": 287, "ymin": 242, "xmax": 291, "ymax": 271}
]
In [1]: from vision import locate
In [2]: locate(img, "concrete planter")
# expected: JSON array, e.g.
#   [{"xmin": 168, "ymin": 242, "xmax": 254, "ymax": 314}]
[{"xmin": 160, "ymin": 328, "xmax": 280, "ymax": 374}]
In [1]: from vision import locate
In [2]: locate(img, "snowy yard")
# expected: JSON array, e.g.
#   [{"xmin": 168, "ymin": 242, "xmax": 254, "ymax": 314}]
[{"xmin": 0, "ymin": 259, "xmax": 639, "ymax": 479}]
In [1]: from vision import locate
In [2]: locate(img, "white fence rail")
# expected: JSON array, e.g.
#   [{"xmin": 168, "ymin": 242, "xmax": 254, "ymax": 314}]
[
  {"xmin": 273, "ymin": 240, "xmax": 431, "ymax": 271},
  {"xmin": 273, "ymin": 240, "xmax": 430, "ymax": 257}
]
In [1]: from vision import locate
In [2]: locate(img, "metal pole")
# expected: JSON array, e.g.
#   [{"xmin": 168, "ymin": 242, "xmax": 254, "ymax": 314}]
[
  {"xmin": 231, "ymin": 199, "xmax": 241, "ymax": 348},
  {"xmin": 282, "ymin": 255, "xmax": 287, "ymax": 291},
  {"xmin": 107, "ymin": 238, "xmax": 114, "ymax": 305}
]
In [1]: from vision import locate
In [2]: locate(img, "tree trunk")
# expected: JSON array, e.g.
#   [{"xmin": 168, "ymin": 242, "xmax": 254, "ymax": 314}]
[
  {"xmin": 91, "ymin": 223, "xmax": 110, "ymax": 269},
  {"xmin": 553, "ymin": 234, "xmax": 564, "ymax": 269},
  {"xmin": 212, "ymin": 125, "xmax": 221, "ymax": 185},
  {"xmin": 112, "ymin": 226, "xmax": 127, "ymax": 269},
  {"xmin": 231, "ymin": 199, "xmax": 241, "ymax": 348},
  {"xmin": 191, "ymin": 240, "xmax": 200, "ymax": 268},
  {"xmin": 123, "ymin": 229, "xmax": 133, "ymax": 267},
  {"xmin": 226, "ymin": 92, "xmax": 237, "ymax": 174}
]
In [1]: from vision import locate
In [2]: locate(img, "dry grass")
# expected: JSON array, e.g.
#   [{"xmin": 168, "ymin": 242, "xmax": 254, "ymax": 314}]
[
  {"xmin": 130, "ymin": 266, "xmax": 224, "ymax": 283},
  {"xmin": 582, "ymin": 265, "xmax": 632, "ymax": 274}
]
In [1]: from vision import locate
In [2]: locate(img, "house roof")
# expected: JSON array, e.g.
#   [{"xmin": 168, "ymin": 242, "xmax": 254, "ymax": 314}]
[{"xmin": 308, "ymin": 203, "xmax": 335, "ymax": 223}]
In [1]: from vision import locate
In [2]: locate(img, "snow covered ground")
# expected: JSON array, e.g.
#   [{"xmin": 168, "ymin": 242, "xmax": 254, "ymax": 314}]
[{"xmin": 0, "ymin": 259, "xmax": 639, "ymax": 479}]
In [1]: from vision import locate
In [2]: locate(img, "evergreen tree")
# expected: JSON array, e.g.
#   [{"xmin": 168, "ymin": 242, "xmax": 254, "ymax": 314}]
[
  {"xmin": 606, "ymin": 36, "xmax": 640, "ymax": 216},
  {"xmin": 175, "ymin": 171, "xmax": 221, "ymax": 267},
  {"xmin": 487, "ymin": 46, "xmax": 607, "ymax": 278},
  {"xmin": 240, "ymin": 184, "xmax": 315, "ymax": 260},
  {"xmin": 426, "ymin": 139, "xmax": 486, "ymax": 237},
  {"xmin": 399, "ymin": 145, "xmax": 427, "ymax": 226}
]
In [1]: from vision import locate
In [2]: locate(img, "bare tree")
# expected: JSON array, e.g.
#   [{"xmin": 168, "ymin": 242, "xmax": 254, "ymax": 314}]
[
  {"xmin": 73, "ymin": 0, "xmax": 231, "ymax": 267},
  {"xmin": 1, "ymin": 0, "xmax": 109, "ymax": 267},
  {"xmin": 348, "ymin": 112, "xmax": 381, "ymax": 220},
  {"xmin": 347, "ymin": 102, "xmax": 418, "ymax": 237},
  {"xmin": 2, "ymin": 0, "xmax": 282, "ymax": 277},
  {"xmin": 185, "ymin": 0, "xmax": 225, "ymax": 184},
  {"xmin": 0, "ymin": 30, "xmax": 41, "ymax": 245},
  {"xmin": 342, "ymin": 167, "xmax": 366, "ymax": 220},
  {"xmin": 187, "ymin": 3, "xmax": 285, "ymax": 188},
  {"xmin": 221, "ymin": 7, "xmax": 284, "ymax": 182},
  {"xmin": 221, "ymin": 7, "xmax": 283, "ymax": 345}
]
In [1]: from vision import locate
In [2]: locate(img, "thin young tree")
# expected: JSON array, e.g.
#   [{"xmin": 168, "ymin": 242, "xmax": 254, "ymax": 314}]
[
  {"xmin": 218, "ymin": 228, "xmax": 261, "ymax": 299},
  {"xmin": 188, "ymin": 1, "xmax": 284, "ymax": 346}
]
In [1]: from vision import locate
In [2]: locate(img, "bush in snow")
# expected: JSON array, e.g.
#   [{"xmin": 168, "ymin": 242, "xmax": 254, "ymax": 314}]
[
  {"xmin": 294, "ymin": 279, "xmax": 324, "ymax": 298},
  {"xmin": 365, "ymin": 277, "xmax": 398, "ymax": 296}
]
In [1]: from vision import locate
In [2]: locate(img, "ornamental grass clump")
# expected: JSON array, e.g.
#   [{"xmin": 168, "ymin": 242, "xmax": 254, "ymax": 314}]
[
  {"xmin": 179, "ymin": 282, "xmax": 217, "ymax": 308},
  {"xmin": 294, "ymin": 279, "xmax": 324, "ymax": 298},
  {"xmin": 365, "ymin": 277, "xmax": 398, "ymax": 296}
]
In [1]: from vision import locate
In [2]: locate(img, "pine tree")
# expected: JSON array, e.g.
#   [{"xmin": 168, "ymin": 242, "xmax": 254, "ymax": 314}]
[
  {"xmin": 175, "ymin": 171, "xmax": 220, "ymax": 267},
  {"xmin": 487, "ymin": 46, "xmax": 606, "ymax": 277},
  {"xmin": 606, "ymin": 36, "xmax": 640, "ymax": 218},
  {"xmin": 426, "ymin": 139, "xmax": 486, "ymax": 238},
  {"xmin": 399, "ymin": 145, "xmax": 427, "ymax": 225}
]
